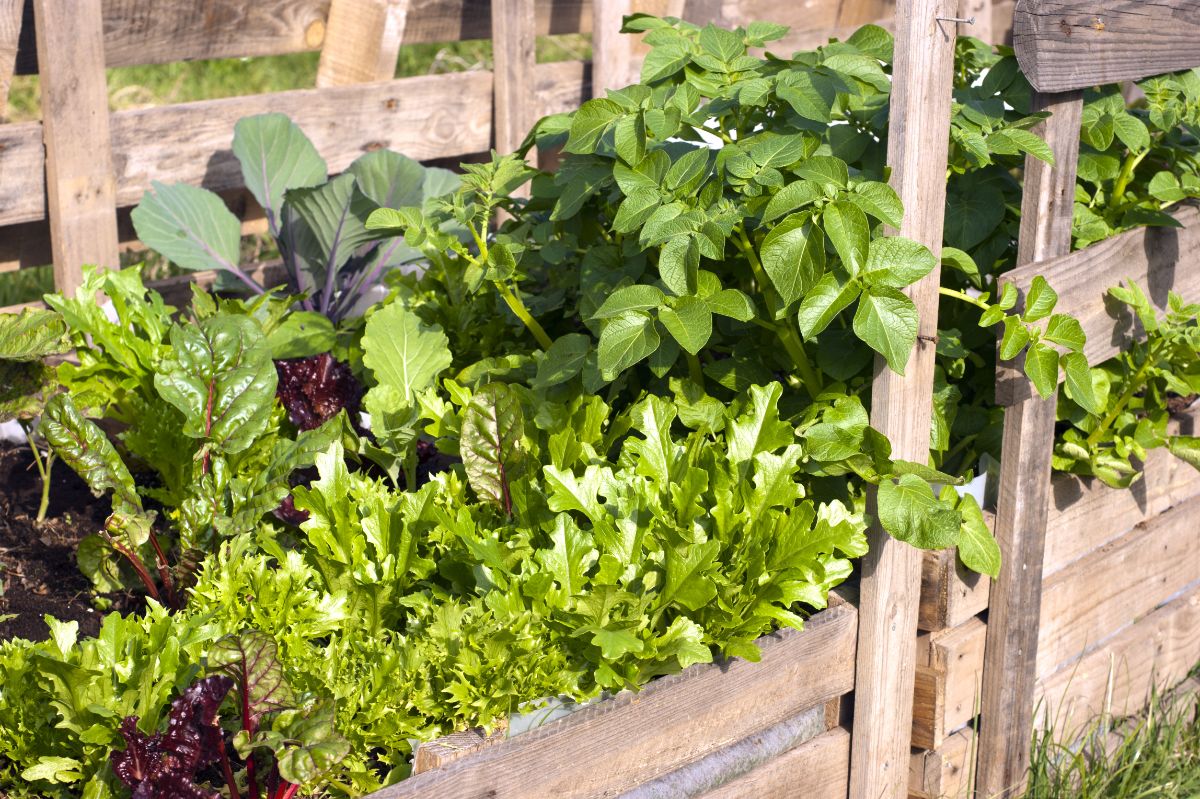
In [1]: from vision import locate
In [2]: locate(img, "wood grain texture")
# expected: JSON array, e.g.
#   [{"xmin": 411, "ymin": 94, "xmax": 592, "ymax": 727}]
[
  {"xmin": 1037, "ymin": 492, "xmax": 1200, "ymax": 679},
  {"xmin": 852, "ymin": 3, "xmax": 958, "ymax": 797},
  {"xmin": 32, "ymin": 0, "xmax": 119, "ymax": 296},
  {"xmin": 908, "ymin": 727, "xmax": 975, "ymax": 799},
  {"xmin": 592, "ymin": 0, "xmax": 634, "ymax": 93},
  {"xmin": 1013, "ymin": 0, "xmax": 1200, "ymax": 93},
  {"xmin": 412, "ymin": 727, "xmax": 506, "ymax": 775},
  {"xmin": 976, "ymin": 92, "xmax": 1082, "ymax": 798},
  {"xmin": 0, "ymin": 61, "xmax": 586, "ymax": 227},
  {"xmin": 0, "ymin": 0, "xmax": 19, "ymax": 119},
  {"xmin": 371, "ymin": 605, "xmax": 856, "ymax": 798},
  {"xmin": 913, "ymin": 617, "xmax": 987, "ymax": 750},
  {"xmin": 492, "ymin": 0, "xmax": 538, "ymax": 155},
  {"xmin": 316, "ymin": 0, "xmax": 408, "ymax": 87},
  {"xmin": 697, "ymin": 727, "xmax": 851, "ymax": 799},
  {"xmin": 1035, "ymin": 582, "xmax": 1200, "ymax": 730},
  {"xmin": 918, "ymin": 524, "xmax": 992, "ymax": 633},
  {"xmin": 997, "ymin": 206, "xmax": 1200, "ymax": 405},
  {"xmin": 621, "ymin": 702, "xmax": 832, "ymax": 797},
  {"xmin": 1044, "ymin": 427, "xmax": 1200, "ymax": 578}
]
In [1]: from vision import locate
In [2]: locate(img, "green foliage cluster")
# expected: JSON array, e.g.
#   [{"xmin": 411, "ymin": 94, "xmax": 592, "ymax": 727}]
[
  {"xmin": 1, "ymin": 13, "xmax": 1199, "ymax": 799},
  {"xmin": 1054, "ymin": 282, "xmax": 1200, "ymax": 487}
]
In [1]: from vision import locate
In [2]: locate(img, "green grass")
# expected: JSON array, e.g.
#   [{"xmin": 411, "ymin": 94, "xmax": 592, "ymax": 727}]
[{"xmin": 1024, "ymin": 683, "xmax": 1200, "ymax": 799}]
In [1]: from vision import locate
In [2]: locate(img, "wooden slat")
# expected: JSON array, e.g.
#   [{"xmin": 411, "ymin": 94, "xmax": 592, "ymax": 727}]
[
  {"xmin": 32, "ymin": 0, "xmax": 119, "ymax": 296},
  {"xmin": 592, "ymin": 0, "xmax": 635, "ymax": 93},
  {"xmin": 371, "ymin": 604, "xmax": 856, "ymax": 798},
  {"xmin": 917, "ymin": 515, "xmax": 993, "ymax": 633},
  {"xmin": 1036, "ymin": 582, "xmax": 1200, "ymax": 730},
  {"xmin": 852, "ymin": 3, "xmax": 958, "ymax": 796},
  {"xmin": 976, "ymin": 90, "xmax": 1083, "ymax": 799},
  {"xmin": 1037, "ymin": 492, "xmax": 1200, "ymax": 679},
  {"xmin": 997, "ymin": 206, "xmax": 1200, "ymax": 405},
  {"xmin": 913, "ymin": 617, "xmax": 987, "ymax": 750},
  {"xmin": 0, "ymin": 0, "xmax": 19, "ymax": 119},
  {"xmin": 1013, "ymin": 0, "xmax": 1200, "ymax": 94},
  {"xmin": 0, "ymin": 61, "xmax": 587, "ymax": 227},
  {"xmin": 412, "ymin": 727, "xmax": 506, "ymax": 775},
  {"xmin": 316, "ymin": 0, "xmax": 408, "ymax": 86},
  {"xmin": 1044, "ymin": 436, "xmax": 1200, "ymax": 578},
  {"xmin": 11, "ymin": 0, "xmax": 594, "ymax": 73},
  {"xmin": 697, "ymin": 727, "xmax": 851, "ymax": 799},
  {"xmin": 908, "ymin": 727, "xmax": 976, "ymax": 799},
  {"xmin": 492, "ymin": 0, "xmax": 538, "ymax": 155},
  {"xmin": 992, "ymin": 0, "xmax": 1016, "ymax": 43}
]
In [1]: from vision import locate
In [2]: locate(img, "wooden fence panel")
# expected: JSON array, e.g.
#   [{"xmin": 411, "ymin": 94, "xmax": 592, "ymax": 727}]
[
  {"xmin": 977, "ymin": 88, "xmax": 1083, "ymax": 799},
  {"xmin": 31, "ymin": 0, "xmax": 119, "ymax": 296},
  {"xmin": 369, "ymin": 604, "xmax": 856, "ymax": 799},
  {"xmin": 1013, "ymin": 0, "xmax": 1200, "ymax": 93},
  {"xmin": 851, "ymin": 3, "xmax": 958, "ymax": 796},
  {"xmin": 697, "ymin": 727, "xmax": 851, "ymax": 799}
]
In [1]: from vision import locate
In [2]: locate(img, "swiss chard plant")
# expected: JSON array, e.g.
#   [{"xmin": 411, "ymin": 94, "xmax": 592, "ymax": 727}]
[
  {"xmin": 38, "ymin": 267, "xmax": 344, "ymax": 604},
  {"xmin": 132, "ymin": 113, "xmax": 460, "ymax": 327}
]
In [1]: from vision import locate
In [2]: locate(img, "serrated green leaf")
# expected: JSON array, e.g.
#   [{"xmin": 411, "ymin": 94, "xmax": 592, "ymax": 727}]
[
  {"xmin": 1023, "ymin": 275, "xmax": 1058, "ymax": 322},
  {"xmin": 598, "ymin": 312, "xmax": 660, "ymax": 378},
  {"xmin": 956, "ymin": 493, "xmax": 1000, "ymax": 577},
  {"xmin": 853, "ymin": 286, "xmax": 918, "ymax": 374},
  {"xmin": 760, "ymin": 215, "xmax": 825, "ymax": 306},
  {"xmin": 878, "ymin": 474, "xmax": 961, "ymax": 549},
  {"xmin": 1024, "ymin": 341, "xmax": 1060, "ymax": 399},
  {"xmin": 362, "ymin": 302, "xmax": 453, "ymax": 403},
  {"xmin": 796, "ymin": 270, "xmax": 861, "ymax": 339},
  {"xmin": 822, "ymin": 201, "xmax": 870, "ymax": 274},
  {"xmin": 659, "ymin": 297, "xmax": 712, "ymax": 355}
]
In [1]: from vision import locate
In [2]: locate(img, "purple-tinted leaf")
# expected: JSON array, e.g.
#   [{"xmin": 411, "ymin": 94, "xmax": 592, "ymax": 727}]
[
  {"xmin": 275, "ymin": 353, "xmax": 363, "ymax": 431},
  {"xmin": 111, "ymin": 676, "xmax": 232, "ymax": 799},
  {"xmin": 209, "ymin": 632, "xmax": 293, "ymax": 723}
]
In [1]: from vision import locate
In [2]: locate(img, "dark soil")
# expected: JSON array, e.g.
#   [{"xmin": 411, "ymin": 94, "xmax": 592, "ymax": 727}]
[{"xmin": 0, "ymin": 442, "xmax": 134, "ymax": 642}]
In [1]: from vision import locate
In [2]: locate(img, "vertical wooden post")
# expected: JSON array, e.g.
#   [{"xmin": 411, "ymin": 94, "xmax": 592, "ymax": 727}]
[
  {"xmin": 960, "ymin": 0, "xmax": 995, "ymax": 44},
  {"xmin": 32, "ymin": 0, "xmax": 119, "ymax": 297},
  {"xmin": 849, "ymin": 2, "xmax": 958, "ymax": 797},
  {"xmin": 491, "ymin": 0, "xmax": 538, "ymax": 157},
  {"xmin": 0, "ymin": 0, "xmax": 21, "ymax": 121},
  {"xmin": 976, "ymin": 91, "xmax": 1083, "ymax": 799},
  {"xmin": 316, "ymin": 0, "xmax": 409, "ymax": 87},
  {"xmin": 593, "ymin": 0, "xmax": 636, "ymax": 95}
]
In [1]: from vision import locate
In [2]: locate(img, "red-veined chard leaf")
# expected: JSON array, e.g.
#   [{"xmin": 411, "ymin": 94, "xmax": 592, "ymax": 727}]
[{"xmin": 461, "ymin": 382, "xmax": 526, "ymax": 514}]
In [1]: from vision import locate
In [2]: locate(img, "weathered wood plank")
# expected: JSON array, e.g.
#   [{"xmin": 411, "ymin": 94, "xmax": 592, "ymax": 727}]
[
  {"xmin": 0, "ymin": 0, "xmax": 20, "ymax": 119},
  {"xmin": 917, "ymin": 516, "xmax": 993, "ymax": 633},
  {"xmin": 0, "ymin": 61, "xmax": 587, "ymax": 227},
  {"xmin": 697, "ymin": 727, "xmax": 851, "ymax": 799},
  {"xmin": 852, "ymin": 2, "xmax": 958, "ymax": 796},
  {"xmin": 1013, "ymin": 0, "xmax": 1200, "ymax": 94},
  {"xmin": 997, "ymin": 205, "xmax": 1200, "ymax": 405},
  {"xmin": 492, "ymin": 0, "xmax": 538, "ymax": 155},
  {"xmin": 412, "ymin": 727, "xmax": 506, "ymax": 775},
  {"xmin": 977, "ymin": 90, "xmax": 1083, "ymax": 799},
  {"xmin": 32, "ymin": 0, "xmax": 119, "ymax": 296},
  {"xmin": 1037, "ymin": 492, "xmax": 1200, "ymax": 679},
  {"xmin": 316, "ymin": 0, "xmax": 408, "ymax": 86},
  {"xmin": 372, "ymin": 605, "xmax": 856, "ymax": 798},
  {"xmin": 1044, "ymin": 435, "xmax": 1200, "ymax": 578},
  {"xmin": 1036, "ymin": 581, "xmax": 1200, "ymax": 730},
  {"xmin": 908, "ymin": 727, "xmax": 976, "ymax": 799},
  {"xmin": 913, "ymin": 617, "xmax": 987, "ymax": 750}
]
